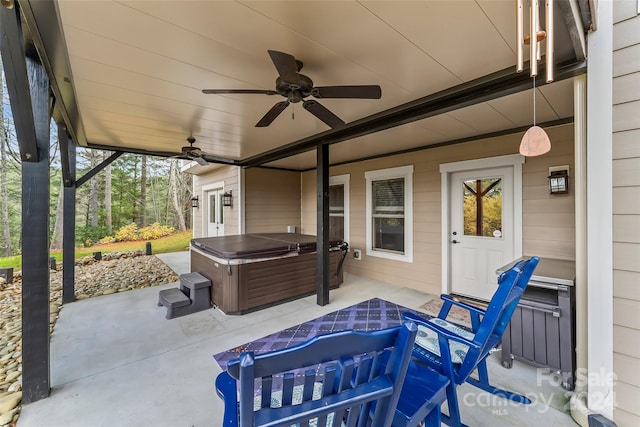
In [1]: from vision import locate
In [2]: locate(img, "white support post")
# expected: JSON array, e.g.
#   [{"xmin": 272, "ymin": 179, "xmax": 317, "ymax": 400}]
[{"xmin": 586, "ymin": 0, "xmax": 614, "ymax": 417}]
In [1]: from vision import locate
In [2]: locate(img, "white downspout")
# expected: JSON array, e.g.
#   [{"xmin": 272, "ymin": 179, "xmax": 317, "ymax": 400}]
[{"xmin": 570, "ymin": 75, "xmax": 590, "ymax": 427}]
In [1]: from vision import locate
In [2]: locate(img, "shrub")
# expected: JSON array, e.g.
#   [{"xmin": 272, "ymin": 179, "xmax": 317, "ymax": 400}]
[
  {"xmin": 105, "ymin": 222, "xmax": 176, "ymax": 243},
  {"xmin": 114, "ymin": 223, "xmax": 139, "ymax": 242},
  {"xmin": 139, "ymin": 223, "xmax": 175, "ymax": 240},
  {"xmin": 78, "ymin": 225, "xmax": 108, "ymax": 247},
  {"xmin": 98, "ymin": 235, "xmax": 116, "ymax": 244}
]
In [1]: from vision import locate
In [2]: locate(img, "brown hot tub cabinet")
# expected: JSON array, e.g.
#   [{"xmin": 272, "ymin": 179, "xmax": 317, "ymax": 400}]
[{"xmin": 190, "ymin": 233, "xmax": 345, "ymax": 314}]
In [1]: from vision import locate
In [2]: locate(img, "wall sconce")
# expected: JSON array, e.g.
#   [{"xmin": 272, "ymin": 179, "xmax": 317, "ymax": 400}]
[
  {"xmin": 548, "ymin": 168, "xmax": 569, "ymax": 194},
  {"xmin": 222, "ymin": 191, "xmax": 233, "ymax": 207},
  {"xmin": 190, "ymin": 196, "xmax": 199, "ymax": 208}
]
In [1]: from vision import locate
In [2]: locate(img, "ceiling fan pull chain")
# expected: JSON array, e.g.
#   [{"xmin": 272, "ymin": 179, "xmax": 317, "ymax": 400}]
[{"xmin": 291, "ymin": 103, "xmax": 295, "ymax": 120}]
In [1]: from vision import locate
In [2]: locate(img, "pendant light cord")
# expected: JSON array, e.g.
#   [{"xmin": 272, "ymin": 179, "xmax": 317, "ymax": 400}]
[{"xmin": 532, "ymin": 77, "xmax": 536, "ymax": 126}]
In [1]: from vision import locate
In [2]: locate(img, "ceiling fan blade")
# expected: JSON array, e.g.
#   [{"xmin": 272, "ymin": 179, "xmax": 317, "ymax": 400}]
[
  {"xmin": 202, "ymin": 89, "xmax": 278, "ymax": 95},
  {"xmin": 255, "ymin": 101, "xmax": 290, "ymax": 127},
  {"xmin": 312, "ymin": 85, "xmax": 382, "ymax": 99},
  {"xmin": 194, "ymin": 156, "xmax": 208, "ymax": 166},
  {"xmin": 267, "ymin": 50, "xmax": 300, "ymax": 87},
  {"xmin": 302, "ymin": 100, "xmax": 345, "ymax": 128}
]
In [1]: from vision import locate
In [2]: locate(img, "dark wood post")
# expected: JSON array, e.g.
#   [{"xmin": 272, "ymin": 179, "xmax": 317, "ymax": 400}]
[
  {"xmin": 21, "ymin": 57, "xmax": 51, "ymax": 403},
  {"xmin": 316, "ymin": 143, "xmax": 330, "ymax": 306},
  {"xmin": 1, "ymin": 2, "xmax": 52, "ymax": 403},
  {"xmin": 60, "ymin": 125, "xmax": 76, "ymax": 303}
]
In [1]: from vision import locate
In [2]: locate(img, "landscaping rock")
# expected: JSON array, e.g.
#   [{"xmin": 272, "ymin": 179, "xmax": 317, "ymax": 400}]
[
  {"xmin": 0, "ymin": 391, "xmax": 21, "ymax": 415},
  {"xmin": 0, "ymin": 406, "xmax": 18, "ymax": 425}
]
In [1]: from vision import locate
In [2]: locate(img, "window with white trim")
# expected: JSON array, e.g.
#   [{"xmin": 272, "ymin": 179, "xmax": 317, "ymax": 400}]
[
  {"xmin": 329, "ymin": 174, "xmax": 349, "ymax": 243},
  {"xmin": 365, "ymin": 166, "xmax": 413, "ymax": 263}
]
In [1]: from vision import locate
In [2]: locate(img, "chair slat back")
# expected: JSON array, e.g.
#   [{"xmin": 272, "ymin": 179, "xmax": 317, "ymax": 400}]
[
  {"xmin": 224, "ymin": 322, "xmax": 417, "ymax": 427},
  {"xmin": 493, "ymin": 256, "xmax": 539, "ymax": 338},
  {"xmin": 458, "ymin": 256, "xmax": 539, "ymax": 379}
]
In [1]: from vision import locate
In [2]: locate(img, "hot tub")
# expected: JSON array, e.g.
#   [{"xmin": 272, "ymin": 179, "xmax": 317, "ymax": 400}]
[{"xmin": 190, "ymin": 233, "xmax": 346, "ymax": 314}]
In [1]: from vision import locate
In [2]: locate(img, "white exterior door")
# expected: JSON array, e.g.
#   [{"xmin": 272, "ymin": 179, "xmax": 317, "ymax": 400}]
[
  {"xmin": 207, "ymin": 189, "xmax": 224, "ymax": 237},
  {"xmin": 450, "ymin": 167, "xmax": 514, "ymax": 300}
]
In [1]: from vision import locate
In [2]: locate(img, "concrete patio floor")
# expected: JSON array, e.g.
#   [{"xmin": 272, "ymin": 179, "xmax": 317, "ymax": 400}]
[{"xmin": 18, "ymin": 252, "xmax": 577, "ymax": 426}]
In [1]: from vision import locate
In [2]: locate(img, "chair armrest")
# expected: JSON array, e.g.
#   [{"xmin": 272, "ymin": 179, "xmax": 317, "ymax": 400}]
[
  {"xmin": 440, "ymin": 294, "xmax": 486, "ymax": 316},
  {"xmin": 215, "ymin": 371, "xmax": 239, "ymax": 426},
  {"xmin": 403, "ymin": 312, "xmax": 480, "ymax": 350}
]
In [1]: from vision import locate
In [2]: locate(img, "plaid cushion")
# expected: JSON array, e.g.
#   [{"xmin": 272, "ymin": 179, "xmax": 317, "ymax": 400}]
[{"xmin": 414, "ymin": 318, "xmax": 475, "ymax": 364}]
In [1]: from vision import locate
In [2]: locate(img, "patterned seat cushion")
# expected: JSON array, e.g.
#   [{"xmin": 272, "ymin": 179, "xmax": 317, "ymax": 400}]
[{"xmin": 414, "ymin": 318, "xmax": 475, "ymax": 364}]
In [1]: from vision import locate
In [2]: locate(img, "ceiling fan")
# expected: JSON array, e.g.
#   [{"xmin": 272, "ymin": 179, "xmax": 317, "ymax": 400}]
[
  {"xmin": 202, "ymin": 50, "xmax": 382, "ymax": 128},
  {"xmin": 177, "ymin": 136, "xmax": 208, "ymax": 166}
]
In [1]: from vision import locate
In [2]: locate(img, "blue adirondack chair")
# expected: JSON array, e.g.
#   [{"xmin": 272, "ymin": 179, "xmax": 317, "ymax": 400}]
[
  {"xmin": 402, "ymin": 256, "xmax": 539, "ymax": 427},
  {"xmin": 216, "ymin": 322, "xmax": 418, "ymax": 426}
]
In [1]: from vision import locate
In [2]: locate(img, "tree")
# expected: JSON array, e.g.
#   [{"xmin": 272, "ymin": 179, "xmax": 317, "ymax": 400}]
[
  {"xmin": 49, "ymin": 180, "xmax": 64, "ymax": 250},
  {"xmin": 0, "ymin": 81, "xmax": 11, "ymax": 255},
  {"xmin": 105, "ymin": 161, "xmax": 112, "ymax": 235},
  {"xmin": 169, "ymin": 159, "xmax": 186, "ymax": 231},
  {"xmin": 139, "ymin": 154, "xmax": 147, "ymax": 226},
  {"xmin": 88, "ymin": 150, "xmax": 99, "ymax": 228}
]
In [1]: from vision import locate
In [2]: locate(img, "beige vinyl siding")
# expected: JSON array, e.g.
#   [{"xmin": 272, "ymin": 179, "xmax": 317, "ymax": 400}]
[
  {"xmin": 300, "ymin": 170, "xmax": 316, "ymax": 235},
  {"xmin": 522, "ymin": 128, "xmax": 575, "ymax": 261},
  {"xmin": 191, "ymin": 165, "xmax": 239, "ymax": 238},
  {"xmin": 244, "ymin": 168, "xmax": 301, "ymax": 233},
  {"xmin": 612, "ymin": 4, "xmax": 640, "ymax": 425},
  {"xmin": 301, "ymin": 124, "xmax": 575, "ymax": 296}
]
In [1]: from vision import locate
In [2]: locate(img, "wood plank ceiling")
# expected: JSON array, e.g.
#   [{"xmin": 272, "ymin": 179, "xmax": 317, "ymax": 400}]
[{"xmin": 29, "ymin": 0, "xmax": 581, "ymax": 170}]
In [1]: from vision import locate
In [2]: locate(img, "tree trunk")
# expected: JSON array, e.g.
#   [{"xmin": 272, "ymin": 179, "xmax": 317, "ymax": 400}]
[
  {"xmin": 105, "ymin": 161, "xmax": 112, "ymax": 235},
  {"xmin": 88, "ymin": 150, "xmax": 99, "ymax": 227},
  {"xmin": 169, "ymin": 160, "xmax": 186, "ymax": 231},
  {"xmin": 50, "ymin": 180, "xmax": 64, "ymax": 250},
  {"xmin": 140, "ymin": 155, "xmax": 147, "ymax": 226},
  {"xmin": 0, "ymin": 74, "xmax": 11, "ymax": 255}
]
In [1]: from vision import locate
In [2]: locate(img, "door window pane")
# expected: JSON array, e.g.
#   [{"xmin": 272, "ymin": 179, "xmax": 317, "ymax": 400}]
[
  {"xmin": 329, "ymin": 184, "xmax": 344, "ymax": 241},
  {"xmin": 209, "ymin": 194, "xmax": 216, "ymax": 223},
  {"xmin": 219, "ymin": 194, "xmax": 224, "ymax": 225},
  {"xmin": 463, "ymin": 178, "xmax": 502, "ymax": 237},
  {"xmin": 372, "ymin": 178, "xmax": 405, "ymax": 253}
]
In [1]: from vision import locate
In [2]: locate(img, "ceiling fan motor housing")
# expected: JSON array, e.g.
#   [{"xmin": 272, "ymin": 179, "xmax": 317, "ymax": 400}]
[{"xmin": 275, "ymin": 74, "xmax": 314, "ymax": 103}]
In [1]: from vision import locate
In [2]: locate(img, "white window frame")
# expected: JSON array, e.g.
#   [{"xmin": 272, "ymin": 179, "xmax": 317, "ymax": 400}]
[
  {"xmin": 329, "ymin": 174, "xmax": 350, "ymax": 244},
  {"xmin": 365, "ymin": 165, "xmax": 413, "ymax": 263}
]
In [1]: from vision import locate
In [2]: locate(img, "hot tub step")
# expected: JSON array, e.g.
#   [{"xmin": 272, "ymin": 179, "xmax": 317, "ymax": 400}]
[
  {"xmin": 157, "ymin": 274, "xmax": 212, "ymax": 319},
  {"xmin": 180, "ymin": 272, "xmax": 211, "ymax": 290},
  {"xmin": 158, "ymin": 288, "xmax": 190, "ymax": 308}
]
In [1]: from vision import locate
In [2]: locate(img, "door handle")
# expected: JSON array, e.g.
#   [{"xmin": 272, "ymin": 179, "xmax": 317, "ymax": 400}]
[{"xmin": 452, "ymin": 240, "xmax": 461, "ymax": 244}]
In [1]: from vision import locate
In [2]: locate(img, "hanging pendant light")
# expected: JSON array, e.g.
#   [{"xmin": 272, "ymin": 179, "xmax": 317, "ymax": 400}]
[
  {"xmin": 517, "ymin": 0, "xmax": 554, "ymax": 157},
  {"xmin": 520, "ymin": 126, "xmax": 551, "ymax": 156},
  {"xmin": 520, "ymin": 76, "xmax": 551, "ymax": 156}
]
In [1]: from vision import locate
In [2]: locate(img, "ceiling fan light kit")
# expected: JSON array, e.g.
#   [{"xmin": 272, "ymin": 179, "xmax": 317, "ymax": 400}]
[
  {"xmin": 202, "ymin": 50, "xmax": 381, "ymax": 128},
  {"xmin": 516, "ymin": 0, "xmax": 554, "ymax": 157}
]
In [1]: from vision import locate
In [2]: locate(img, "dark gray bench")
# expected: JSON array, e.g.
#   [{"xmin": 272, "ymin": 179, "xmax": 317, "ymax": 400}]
[{"xmin": 157, "ymin": 272, "xmax": 212, "ymax": 319}]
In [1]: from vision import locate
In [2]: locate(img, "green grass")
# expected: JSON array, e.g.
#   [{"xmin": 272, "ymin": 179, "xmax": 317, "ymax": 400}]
[{"xmin": 0, "ymin": 230, "xmax": 192, "ymax": 271}]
